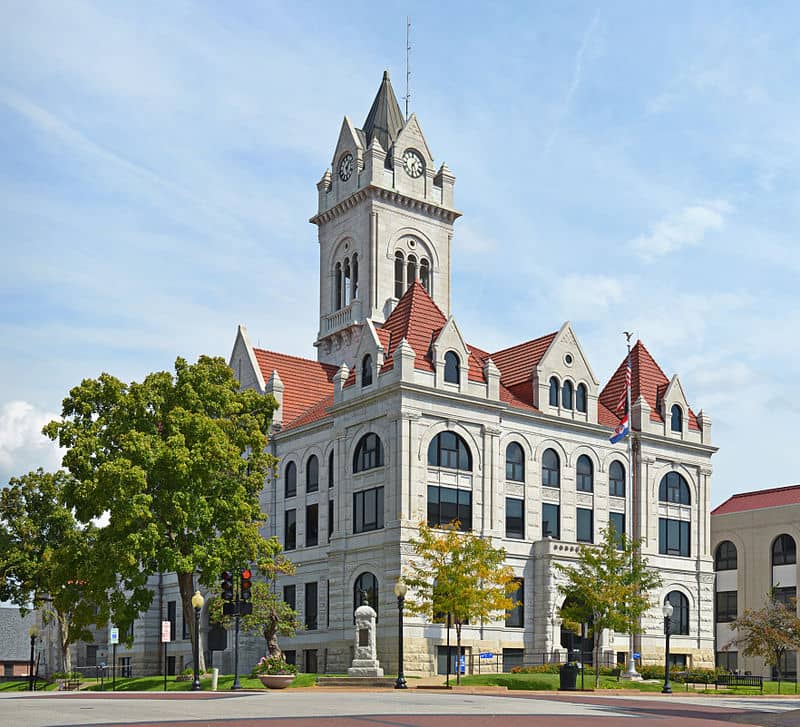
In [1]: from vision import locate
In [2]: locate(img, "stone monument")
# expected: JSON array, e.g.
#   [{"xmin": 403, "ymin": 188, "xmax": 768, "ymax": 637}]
[{"xmin": 348, "ymin": 589, "xmax": 384, "ymax": 677}]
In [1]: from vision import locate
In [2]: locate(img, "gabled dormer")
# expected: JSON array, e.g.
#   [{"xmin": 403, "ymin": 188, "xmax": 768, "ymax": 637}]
[
  {"xmin": 431, "ymin": 316, "xmax": 471, "ymax": 394},
  {"xmin": 229, "ymin": 324, "xmax": 266, "ymax": 394},
  {"xmin": 353, "ymin": 320, "xmax": 385, "ymax": 390},
  {"xmin": 661, "ymin": 374, "xmax": 691, "ymax": 438}
]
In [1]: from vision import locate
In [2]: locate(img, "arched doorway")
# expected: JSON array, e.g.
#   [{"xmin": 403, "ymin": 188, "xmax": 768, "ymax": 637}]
[{"xmin": 559, "ymin": 597, "xmax": 595, "ymax": 663}]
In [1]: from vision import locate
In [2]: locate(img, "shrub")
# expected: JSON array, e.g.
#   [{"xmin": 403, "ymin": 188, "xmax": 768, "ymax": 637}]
[{"xmin": 252, "ymin": 655, "xmax": 297, "ymax": 676}]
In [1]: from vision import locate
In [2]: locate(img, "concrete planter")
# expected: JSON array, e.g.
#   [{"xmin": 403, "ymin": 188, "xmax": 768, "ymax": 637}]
[{"xmin": 258, "ymin": 674, "xmax": 294, "ymax": 689}]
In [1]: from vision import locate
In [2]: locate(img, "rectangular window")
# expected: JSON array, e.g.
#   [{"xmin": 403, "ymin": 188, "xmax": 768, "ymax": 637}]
[
  {"xmin": 305, "ymin": 582, "xmax": 318, "ymax": 631},
  {"xmin": 659, "ymin": 518, "xmax": 690, "ymax": 557},
  {"xmin": 167, "ymin": 655, "xmax": 176, "ymax": 675},
  {"xmin": 283, "ymin": 584, "xmax": 296, "ymax": 610},
  {"xmin": 284, "ymin": 650, "xmax": 296, "ymax": 666},
  {"xmin": 502, "ymin": 648, "xmax": 524, "ymax": 673},
  {"xmin": 86, "ymin": 645, "xmax": 98, "ymax": 667},
  {"xmin": 505, "ymin": 497, "xmax": 524, "ymax": 539},
  {"xmin": 427, "ymin": 485, "xmax": 472, "ymax": 531},
  {"xmin": 716, "ymin": 651, "xmax": 738, "ymax": 672},
  {"xmin": 542, "ymin": 503, "xmax": 560, "ymax": 539},
  {"xmin": 715, "ymin": 591, "xmax": 737, "ymax": 623},
  {"xmin": 668, "ymin": 654, "xmax": 687, "ymax": 669},
  {"xmin": 182, "ymin": 607, "xmax": 189, "ymax": 640},
  {"xmin": 328, "ymin": 498, "xmax": 334, "ymax": 542},
  {"xmin": 609, "ymin": 512, "xmax": 625, "ymax": 548},
  {"xmin": 304, "ymin": 649, "xmax": 318, "ymax": 673},
  {"xmin": 577, "ymin": 508, "xmax": 593, "ymax": 543},
  {"xmin": 505, "ymin": 578, "xmax": 524, "ymax": 627},
  {"xmin": 775, "ymin": 586, "xmax": 796, "ymax": 607},
  {"xmin": 167, "ymin": 601, "xmax": 177, "ymax": 642},
  {"xmin": 328, "ymin": 451, "xmax": 334, "ymax": 488},
  {"xmin": 306, "ymin": 503, "xmax": 319, "ymax": 547},
  {"xmin": 353, "ymin": 486, "xmax": 384, "ymax": 533},
  {"xmin": 285, "ymin": 509, "xmax": 296, "ymax": 550},
  {"xmin": 773, "ymin": 651, "xmax": 797, "ymax": 680},
  {"xmin": 120, "ymin": 656, "xmax": 132, "ymax": 678}
]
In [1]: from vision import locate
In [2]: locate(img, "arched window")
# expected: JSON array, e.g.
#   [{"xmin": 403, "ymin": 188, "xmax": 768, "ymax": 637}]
[
  {"xmin": 428, "ymin": 431, "xmax": 472, "ymax": 471},
  {"xmin": 562, "ymin": 380, "xmax": 573, "ymax": 410},
  {"xmin": 772, "ymin": 534, "xmax": 797, "ymax": 566},
  {"xmin": 353, "ymin": 572, "xmax": 378, "ymax": 620},
  {"xmin": 420, "ymin": 258, "xmax": 430, "ymax": 292},
  {"xmin": 394, "ymin": 252, "xmax": 405, "ymax": 299},
  {"xmin": 352, "ymin": 253, "xmax": 358, "ymax": 300},
  {"xmin": 715, "ymin": 541, "xmax": 738, "ymax": 570},
  {"xmin": 353, "ymin": 433, "xmax": 384, "ymax": 473},
  {"xmin": 665, "ymin": 591, "xmax": 689, "ymax": 635},
  {"xmin": 542, "ymin": 448, "xmax": 560, "ymax": 488},
  {"xmin": 576, "ymin": 455, "xmax": 593, "ymax": 492},
  {"xmin": 576, "ymin": 384, "xmax": 587, "ymax": 413},
  {"xmin": 343, "ymin": 257, "xmax": 351, "ymax": 304},
  {"xmin": 328, "ymin": 450, "xmax": 334, "ymax": 488},
  {"xmin": 306, "ymin": 455, "xmax": 319, "ymax": 493},
  {"xmin": 549, "ymin": 377, "xmax": 559, "ymax": 407},
  {"xmin": 671, "ymin": 404, "xmax": 683, "ymax": 433},
  {"xmin": 407, "ymin": 254, "xmax": 417, "ymax": 289},
  {"xmin": 505, "ymin": 442, "xmax": 524, "ymax": 482},
  {"xmin": 659, "ymin": 472, "xmax": 691, "ymax": 505},
  {"xmin": 444, "ymin": 351, "xmax": 460, "ymax": 384},
  {"xmin": 335, "ymin": 262, "xmax": 342, "ymax": 310},
  {"xmin": 285, "ymin": 461, "xmax": 297, "ymax": 498},
  {"xmin": 609, "ymin": 460, "xmax": 625, "ymax": 497},
  {"xmin": 361, "ymin": 354, "xmax": 373, "ymax": 387}
]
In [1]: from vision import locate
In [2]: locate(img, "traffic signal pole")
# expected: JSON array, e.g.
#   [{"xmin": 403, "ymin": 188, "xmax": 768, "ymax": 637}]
[
  {"xmin": 221, "ymin": 568, "xmax": 252, "ymax": 692},
  {"xmin": 232, "ymin": 612, "xmax": 241, "ymax": 690}
]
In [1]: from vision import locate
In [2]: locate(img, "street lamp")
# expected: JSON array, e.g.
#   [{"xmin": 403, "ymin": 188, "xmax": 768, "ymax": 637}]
[
  {"xmin": 28, "ymin": 624, "xmax": 39, "ymax": 692},
  {"xmin": 662, "ymin": 600, "xmax": 674, "ymax": 694},
  {"xmin": 191, "ymin": 591, "xmax": 205, "ymax": 692},
  {"xmin": 393, "ymin": 580, "xmax": 408, "ymax": 689}
]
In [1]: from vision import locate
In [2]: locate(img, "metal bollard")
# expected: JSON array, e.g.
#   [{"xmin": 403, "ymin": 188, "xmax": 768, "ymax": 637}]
[{"xmin": 211, "ymin": 668, "xmax": 219, "ymax": 691}]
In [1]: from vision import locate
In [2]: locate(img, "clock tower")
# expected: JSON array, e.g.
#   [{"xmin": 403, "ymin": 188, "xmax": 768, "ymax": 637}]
[{"xmin": 310, "ymin": 71, "xmax": 461, "ymax": 367}]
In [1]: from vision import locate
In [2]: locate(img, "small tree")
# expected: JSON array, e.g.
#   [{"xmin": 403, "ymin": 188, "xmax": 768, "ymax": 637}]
[
  {"xmin": 403, "ymin": 521, "xmax": 517, "ymax": 685},
  {"xmin": 725, "ymin": 588, "xmax": 800, "ymax": 683},
  {"xmin": 555, "ymin": 524, "xmax": 661, "ymax": 687}
]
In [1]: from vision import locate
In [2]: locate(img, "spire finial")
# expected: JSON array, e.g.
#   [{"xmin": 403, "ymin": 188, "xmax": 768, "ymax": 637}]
[{"xmin": 383, "ymin": 69, "xmax": 389, "ymax": 80}]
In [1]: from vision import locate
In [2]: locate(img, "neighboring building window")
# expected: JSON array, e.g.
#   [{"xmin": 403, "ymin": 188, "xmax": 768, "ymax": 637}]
[
  {"xmin": 774, "ymin": 586, "xmax": 796, "ymax": 607},
  {"xmin": 541, "ymin": 448, "xmax": 560, "ymax": 487},
  {"xmin": 328, "ymin": 450, "xmax": 334, "ymax": 488},
  {"xmin": 306, "ymin": 504, "xmax": 319, "ymax": 547},
  {"xmin": 283, "ymin": 585, "xmax": 296, "ymax": 610},
  {"xmin": 505, "ymin": 578, "xmax": 524, "ymax": 627},
  {"xmin": 167, "ymin": 601, "xmax": 176, "ymax": 642},
  {"xmin": 362, "ymin": 354, "xmax": 373, "ymax": 387},
  {"xmin": 659, "ymin": 518, "xmax": 690, "ymax": 557},
  {"xmin": 328, "ymin": 498, "xmax": 334, "ymax": 542},
  {"xmin": 609, "ymin": 460, "xmax": 625, "ymax": 497},
  {"xmin": 505, "ymin": 442, "xmax": 524, "ymax": 482},
  {"xmin": 577, "ymin": 508, "xmax": 593, "ymax": 543},
  {"xmin": 716, "ymin": 651, "xmax": 738, "ymax": 672},
  {"xmin": 353, "ymin": 433, "xmax": 384, "ymax": 472},
  {"xmin": 549, "ymin": 377, "xmax": 559, "ymax": 406},
  {"xmin": 420, "ymin": 258, "xmax": 430, "ymax": 292},
  {"xmin": 715, "ymin": 541, "xmax": 738, "ymax": 570},
  {"xmin": 542, "ymin": 503, "xmax": 560, "ymax": 539},
  {"xmin": 353, "ymin": 486, "xmax": 384, "ymax": 533},
  {"xmin": 394, "ymin": 252, "xmax": 404, "ymax": 298},
  {"xmin": 609, "ymin": 511, "xmax": 625, "ymax": 548},
  {"xmin": 285, "ymin": 509, "xmax": 296, "ymax": 550},
  {"xmin": 428, "ymin": 431, "xmax": 472, "ymax": 471},
  {"xmin": 665, "ymin": 591, "xmax": 689, "ymax": 635},
  {"xmin": 772, "ymin": 534, "xmax": 797, "ymax": 566},
  {"xmin": 505, "ymin": 497, "xmax": 524, "ymax": 539},
  {"xmin": 562, "ymin": 380, "xmax": 573, "ymax": 409},
  {"xmin": 576, "ymin": 383, "xmax": 587, "ymax": 413},
  {"xmin": 659, "ymin": 471, "xmax": 690, "ymax": 505},
  {"xmin": 428, "ymin": 485, "xmax": 472, "ymax": 530},
  {"xmin": 444, "ymin": 351, "xmax": 460, "ymax": 384},
  {"xmin": 715, "ymin": 591, "xmax": 737, "ymax": 623},
  {"xmin": 285, "ymin": 461, "xmax": 297, "ymax": 498},
  {"xmin": 353, "ymin": 572, "xmax": 379, "ymax": 619},
  {"xmin": 576, "ymin": 455, "xmax": 593, "ymax": 492},
  {"xmin": 671, "ymin": 404, "xmax": 683, "ymax": 432},
  {"xmin": 306, "ymin": 455, "xmax": 319, "ymax": 493},
  {"xmin": 305, "ymin": 582, "xmax": 318, "ymax": 630}
]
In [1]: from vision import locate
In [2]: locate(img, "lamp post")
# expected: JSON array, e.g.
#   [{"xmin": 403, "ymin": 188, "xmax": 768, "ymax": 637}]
[
  {"xmin": 394, "ymin": 580, "xmax": 408, "ymax": 689},
  {"xmin": 191, "ymin": 591, "xmax": 205, "ymax": 692},
  {"xmin": 662, "ymin": 601, "xmax": 674, "ymax": 694},
  {"xmin": 28, "ymin": 624, "xmax": 39, "ymax": 691}
]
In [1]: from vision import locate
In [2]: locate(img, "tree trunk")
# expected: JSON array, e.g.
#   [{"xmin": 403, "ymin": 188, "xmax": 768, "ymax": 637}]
[
  {"xmin": 58, "ymin": 612, "xmax": 72, "ymax": 673},
  {"xmin": 264, "ymin": 622, "xmax": 282, "ymax": 658},
  {"xmin": 594, "ymin": 634, "xmax": 601, "ymax": 688},
  {"xmin": 178, "ymin": 572, "xmax": 206, "ymax": 673},
  {"xmin": 455, "ymin": 622, "xmax": 462, "ymax": 686}
]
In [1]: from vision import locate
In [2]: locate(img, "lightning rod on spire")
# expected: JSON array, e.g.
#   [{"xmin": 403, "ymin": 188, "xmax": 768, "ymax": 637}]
[{"xmin": 405, "ymin": 17, "xmax": 411, "ymax": 120}]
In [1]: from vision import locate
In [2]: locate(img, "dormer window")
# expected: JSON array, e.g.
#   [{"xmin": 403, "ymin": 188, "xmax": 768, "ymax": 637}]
[
  {"xmin": 549, "ymin": 377, "xmax": 559, "ymax": 406},
  {"xmin": 444, "ymin": 351, "xmax": 460, "ymax": 384},
  {"xmin": 576, "ymin": 383, "xmax": 587, "ymax": 413},
  {"xmin": 670, "ymin": 404, "xmax": 683, "ymax": 432},
  {"xmin": 561, "ymin": 380, "xmax": 573, "ymax": 410},
  {"xmin": 361, "ymin": 354, "xmax": 373, "ymax": 387}
]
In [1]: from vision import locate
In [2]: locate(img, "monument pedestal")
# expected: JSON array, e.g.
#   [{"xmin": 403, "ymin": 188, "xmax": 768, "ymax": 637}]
[
  {"xmin": 348, "ymin": 602, "xmax": 384, "ymax": 677},
  {"xmin": 348, "ymin": 659, "xmax": 384, "ymax": 677}
]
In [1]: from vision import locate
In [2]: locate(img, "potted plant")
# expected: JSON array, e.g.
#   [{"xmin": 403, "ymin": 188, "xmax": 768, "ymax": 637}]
[{"xmin": 252, "ymin": 655, "xmax": 297, "ymax": 689}]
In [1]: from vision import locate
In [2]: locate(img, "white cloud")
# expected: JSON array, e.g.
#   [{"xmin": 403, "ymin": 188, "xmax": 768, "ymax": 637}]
[
  {"xmin": 631, "ymin": 200, "xmax": 733, "ymax": 262},
  {"xmin": 0, "ymin": 401, "xmax": 63, "ymax": 482},
  {"xmin": 552, "ymin": 274, "xmax": 624, "ymax": 321}
]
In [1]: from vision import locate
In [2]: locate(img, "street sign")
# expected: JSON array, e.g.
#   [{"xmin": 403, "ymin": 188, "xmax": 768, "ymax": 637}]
[
  {"xmin": 479, "ymin": 652, "xmax": 494, "ymax": 659},
  {"xmin": 459, "ymin": 655, "xmax": 465, "ymax": 674},
  {"xmin": 109, "ymin": 627, "xmax": 119, "ymax": 645},
  {"xmin": 161, "ymin": 620, "xmax": 171, "ymax": 643},
  {"xmin": 632, "ymin": 652, "xmax": 640, "ymax": 659}
]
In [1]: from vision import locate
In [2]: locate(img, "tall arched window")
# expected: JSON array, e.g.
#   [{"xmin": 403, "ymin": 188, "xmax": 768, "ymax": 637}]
[
  {"xmin": 665, "ymin": 591, "xmax": 689, "ymax": 635},
  {"xmin": 444, "ymin": 351, "xmax": 460, "ymax": 384},
  {"xmin": 542, "ymin": 449, "xmax": 560, "ymax": 488},
  {"xmin": 335, "ymin": 263, "xmax": 342, "ymax": 310},
  {"xmin": 328, "ymin": 450, "xmax": 334, "ymax": 488},
  {"xmin": 428, "ymin": 431, "xmax": 472, "ymax": 471},
  {"xmin": 351, "ymin": 253, "xmax": 358, "ymax": 300},
  {"xmin": 576, "ymin": 384, "xmax": 587, "ymax": 413},
  {"xmin": 285, "ymin": 461, "xmax": 297, "ymax": 498},
  {"xmin": 576, "ymin": 455, "xmax": 593, "ymax": 492},
  {"xmin": 772, "ymin": 534, "xmax": 797, "ymax": 566},
  {"xmin": 353, "ymin": 433, "xmax": 384, "ymax": 473},
  {"xmin": 609, "ymin": 460, "xmax": 625, "ymax": 497},
  {"xmin": 506, "ymin": 442, "xmax": 524, "ymax": 482},
  {"xmin": 343, "ymin": 257, "xmax": 351, "ymax": 304},
  {"xmin": 562, "ymin": 380, "xmax": 573, "ymax": 410},
  {"xmin": 306, "ymin": 455, "xmax": 319, "ymax": 493},
  {"xmin": 715, "ymin": 541, "xmax": 738, "ymax": 570},
  {"xmin": 407, "ymin": 254, "xmax": 417, "ymax": 288},
  {"xmin": 659, "ymin": 472, "xmax": 691, "ymax": 505},
  {"xmin": 549, "ymin": 377, "xmax": 559, "ymax": 406},
  {"xmin": 420, "ymin": 258, "xmax": 430, "ymax": 292},
  {"xmin": 361, "ymin": 354, "xmax": 373, "ymax": 387},
  {"xmin": 353, "ymin": 572, "xmax": 378, "ymax": 620},
  {"xmin": 671, "ymin": 404, "xmax": 683, "ymax": 432},
  {"xmin": 394, "ymin": 252, "xmax": 405, "ymax": 299}
]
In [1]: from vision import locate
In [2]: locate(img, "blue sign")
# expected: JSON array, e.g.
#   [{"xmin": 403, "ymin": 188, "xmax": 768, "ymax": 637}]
[
  {"xmin": 479, "ymin": 652, "xmax": 494, "ymax": 659},
  {"xmin": 459, "ymin": 655, "xmax": 465, "ymax": 674},
  {"xmin": 632, "ymin": 652, "xmax": 640, "ymax": 659}
]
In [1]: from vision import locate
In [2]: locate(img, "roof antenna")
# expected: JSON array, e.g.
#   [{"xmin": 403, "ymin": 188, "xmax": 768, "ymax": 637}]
[{"xmin": 404, "ymin": 16, "xmax": 411, "ymax": 120}]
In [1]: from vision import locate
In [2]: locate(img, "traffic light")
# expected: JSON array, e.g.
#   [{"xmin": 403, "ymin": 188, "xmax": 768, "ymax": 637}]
[
  {"xmin": 240, "ymin": 568, "xmax": 252, "ymax": 601},
  {"xmin": 221, "ymin": 571, "xmax": 234, "ymax": 601}
]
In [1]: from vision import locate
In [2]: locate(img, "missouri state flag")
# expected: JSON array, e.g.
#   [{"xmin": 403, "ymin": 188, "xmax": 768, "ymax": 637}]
[{"xmin": 610, "ymin": 413, "xmax": 630, "ymax": 444}]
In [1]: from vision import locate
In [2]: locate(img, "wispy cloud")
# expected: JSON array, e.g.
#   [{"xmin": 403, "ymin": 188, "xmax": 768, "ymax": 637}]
[{"xmin": 0, "ymin": 401, "xmax": 63, "ymax": 484}]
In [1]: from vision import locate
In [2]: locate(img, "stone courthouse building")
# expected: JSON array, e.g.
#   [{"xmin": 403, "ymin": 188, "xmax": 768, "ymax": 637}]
[{"xmin": 228, "ymin": 71, "xmax": 718, "ymax": 675}]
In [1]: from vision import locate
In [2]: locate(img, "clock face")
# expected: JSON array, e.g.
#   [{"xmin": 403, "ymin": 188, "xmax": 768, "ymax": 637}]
[
  {"xmin": 402, "ymin": 149, "xmax": 424, "ymax": 178},
  {"xmin": 338, "ymin": 153, "xmax": 354, "ymax": 181}
]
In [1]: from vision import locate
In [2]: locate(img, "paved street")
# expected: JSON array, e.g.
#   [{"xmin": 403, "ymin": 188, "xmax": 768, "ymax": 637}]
[{"xmin": 3, "ymin": 690, "xmax": 800, "ymax": 727}]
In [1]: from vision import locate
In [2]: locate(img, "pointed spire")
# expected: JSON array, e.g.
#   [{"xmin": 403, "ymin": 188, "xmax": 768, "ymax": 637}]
[{"xmin": 362, "ymin": 70, "xmax": 405, "ymax": 154}]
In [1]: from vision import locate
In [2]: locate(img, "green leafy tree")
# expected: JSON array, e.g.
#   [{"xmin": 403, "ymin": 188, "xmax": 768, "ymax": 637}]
[
  {"xmin": 0, "ymin": 469, "xmax": 114, "ymax": 672},
  {"xmin": 725, "ymin": 588, "xmax": 800, "ymax": 682},
  {"xmin": 403, "ymin": 521, "xmax": 517, "ymax": 685},
  {"xmin": 44, "ymin": 355, "xmax": 280, "ymax": 672},
  {"xmin": 555, "ymin": 524, "xmax": 661, "ymax": 687}
]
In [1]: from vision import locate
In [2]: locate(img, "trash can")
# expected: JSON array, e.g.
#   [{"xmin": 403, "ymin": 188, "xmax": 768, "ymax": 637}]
[{"xmin": 559, "ymin": 662, "xmax": 579, "ymax": 691}]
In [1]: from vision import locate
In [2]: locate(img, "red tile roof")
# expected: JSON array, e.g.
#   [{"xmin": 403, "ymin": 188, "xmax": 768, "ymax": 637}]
[
  {"xmin": 490, "ymin": 333, "xmax": 558, "ymax": 387},
  {"xmin": 712, "ymin": 485, "xmax": 800, "ymax": 516}
]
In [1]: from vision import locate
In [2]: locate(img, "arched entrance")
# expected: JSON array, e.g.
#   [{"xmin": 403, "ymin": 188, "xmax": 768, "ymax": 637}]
[{"xmin": 559, "ymin": 597, "xmax": 595, "ymax": 664}]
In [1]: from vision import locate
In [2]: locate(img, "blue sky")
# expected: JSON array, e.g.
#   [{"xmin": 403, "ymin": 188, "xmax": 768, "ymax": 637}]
[{"xmin": 1, "ymin": 1, "xmax": 798, "ymax": 507}]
